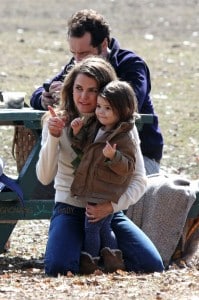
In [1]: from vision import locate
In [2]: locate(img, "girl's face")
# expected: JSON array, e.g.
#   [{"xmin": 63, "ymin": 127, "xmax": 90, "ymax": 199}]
[
  {"xmin": 73, "ymin": 74, "xmax": 99, "ymax": 114},
  {"xmin": 95, "ymin": 96, "xmax": 119, "ymax": 130}
]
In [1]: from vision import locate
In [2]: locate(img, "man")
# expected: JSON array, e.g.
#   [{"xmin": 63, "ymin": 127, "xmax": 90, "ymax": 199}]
[{"xmin": 30, "ymin": 9, "xmax": 163, "ymax": 175}]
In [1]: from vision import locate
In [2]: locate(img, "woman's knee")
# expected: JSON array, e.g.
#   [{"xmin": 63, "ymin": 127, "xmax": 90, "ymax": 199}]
[
  {"xmin": 44, "ymin": 255, "xmax": 80, "ymax": 277},
  {"xmin": 44, "ymin": 257, "xmax": 64, "ymax": 277},
  {"xmin": 151, "ymin": 257, "xmax": 164, "ymax": 272},
  {"xmin": 44, "ymin": 210, "xmax": 84, "ymax": 276}
]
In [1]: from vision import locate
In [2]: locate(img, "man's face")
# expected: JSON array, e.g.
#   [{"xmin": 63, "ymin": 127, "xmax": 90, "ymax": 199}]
[{"xmin": 68, "ymin": 32, "xmax": 103, "ymax": 62}]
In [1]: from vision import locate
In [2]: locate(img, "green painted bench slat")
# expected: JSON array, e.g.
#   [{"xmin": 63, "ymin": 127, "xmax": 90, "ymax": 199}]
[{"xmin": 0, "ymin": 199, "xmax": 54, "ymax": 220}]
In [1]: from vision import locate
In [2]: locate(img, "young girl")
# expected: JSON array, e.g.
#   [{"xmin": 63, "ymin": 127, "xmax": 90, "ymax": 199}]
[{"xmin": 71, "ymin": 80, "xmax": 138, "ymax": 269}]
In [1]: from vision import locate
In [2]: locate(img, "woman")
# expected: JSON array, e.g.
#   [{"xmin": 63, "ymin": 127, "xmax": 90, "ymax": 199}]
[{"xmin": 36, "ymin": 56, "xmax": 164, "ymax": 276}]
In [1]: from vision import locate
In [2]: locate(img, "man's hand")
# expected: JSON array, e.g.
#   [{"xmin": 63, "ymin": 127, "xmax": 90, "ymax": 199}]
[
  {"xmin": 49, "ymin": 81, "xmax": 63, "ymax": 103},
  {"xmin": 41, "ymin": 81, "xmax": 63, "ymax": 110},
  {"xmin": 41, "ymin": 91, "xmax": 55, "ymax": 110}
]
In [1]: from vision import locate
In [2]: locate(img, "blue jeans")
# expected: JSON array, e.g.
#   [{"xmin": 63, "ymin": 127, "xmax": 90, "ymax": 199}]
[
  {"xmin": 44, "ymin": 203, "xmax": 164, "ymax": 276},
  {"xmin": 84, "ymin": 214, "xmax": 118, "ymax": 257},
  {"xmin": 44, "ymin": 203, "xmax": 85, "ymax": 276}
]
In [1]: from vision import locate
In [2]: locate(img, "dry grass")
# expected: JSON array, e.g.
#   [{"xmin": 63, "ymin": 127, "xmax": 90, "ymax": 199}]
[{"xmin": 0, "ymin": 0, "xmax": 198, "ymax": 178}]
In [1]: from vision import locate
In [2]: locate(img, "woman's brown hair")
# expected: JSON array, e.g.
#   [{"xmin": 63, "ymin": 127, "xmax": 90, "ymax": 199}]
[{"xmin": 60, "ymin": 56, "xmax": 117, "ymax": 124}]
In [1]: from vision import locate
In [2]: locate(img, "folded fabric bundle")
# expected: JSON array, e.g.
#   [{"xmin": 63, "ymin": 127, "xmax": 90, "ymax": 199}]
[
  {"xmin": 0, "ymin": 157, "xmax": 24, "ymax": 207},
  {"xmin": 126, "ymin": 174, "xmax": 198, "ymax": 267}
]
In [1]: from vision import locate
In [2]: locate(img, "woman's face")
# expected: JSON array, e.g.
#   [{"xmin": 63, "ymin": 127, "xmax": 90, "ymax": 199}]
[{"xmin": 73, "ymin": 74, "xmax": 99, "ymax": 114}]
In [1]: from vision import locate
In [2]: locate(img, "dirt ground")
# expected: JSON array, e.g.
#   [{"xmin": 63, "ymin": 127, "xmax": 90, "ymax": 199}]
[{"xmin": 0, "ymin": 0, "xmax": 199, "ymax": 299}]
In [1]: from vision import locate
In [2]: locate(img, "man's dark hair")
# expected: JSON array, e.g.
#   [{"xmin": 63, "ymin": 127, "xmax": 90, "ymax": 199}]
[{"xmin": 67, "ymin": 9, "xmax": 111, "ymax": 47}]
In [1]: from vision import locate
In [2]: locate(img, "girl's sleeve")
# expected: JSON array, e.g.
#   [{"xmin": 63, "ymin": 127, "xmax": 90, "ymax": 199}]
[
  {"xmin": 111, "ymin": 126, "xmax": 147, "ymax": 212},
  {"xmin": 36, "ymin": 121, "xmax": 60, "ymax": 185}
]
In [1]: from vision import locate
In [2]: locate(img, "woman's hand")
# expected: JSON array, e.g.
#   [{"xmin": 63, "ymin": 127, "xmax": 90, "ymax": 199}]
[
  {"xmin": 86, "ymin": 202, "xmax": 114, "ymax": 223},
  {"xmin": 48, "ymin": 105, "xmax": 66, "ymax": 138}
]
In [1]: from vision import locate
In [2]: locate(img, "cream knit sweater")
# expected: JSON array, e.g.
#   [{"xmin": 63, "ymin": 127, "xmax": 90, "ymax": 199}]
[{"xmin": 36, "ymin": 118, "xmax": 147, "ymax": 212}]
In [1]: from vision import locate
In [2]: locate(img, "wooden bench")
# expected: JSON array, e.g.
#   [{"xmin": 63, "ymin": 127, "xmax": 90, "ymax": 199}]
[{"xmin": 0, "ymin": 108, "xmax": 198, "ymax": 253}]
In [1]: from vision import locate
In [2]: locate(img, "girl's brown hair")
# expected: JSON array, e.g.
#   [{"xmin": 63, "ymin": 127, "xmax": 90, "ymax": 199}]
[{"xmin": 99, "ymin": 80, "xmax": 138, "ymax": 123}]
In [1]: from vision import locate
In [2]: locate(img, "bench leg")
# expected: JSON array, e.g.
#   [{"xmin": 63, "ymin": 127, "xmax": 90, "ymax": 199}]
[{"xmin": 0, "ymin": 222, "xmax": 17, "ymax": 254}]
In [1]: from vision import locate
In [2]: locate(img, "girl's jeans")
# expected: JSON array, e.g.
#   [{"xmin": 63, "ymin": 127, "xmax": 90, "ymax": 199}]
[
  {"xmin": 44, "ymin": 203, "xmax": 164, "ymax": 276},
  {"xmin": 84, "ymin": 213, "xmax": 118, "ymax": 257}
]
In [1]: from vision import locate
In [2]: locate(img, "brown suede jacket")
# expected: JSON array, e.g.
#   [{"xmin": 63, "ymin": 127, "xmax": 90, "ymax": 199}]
[{"xmin": 70, "ymin": 121, "xmax": 136, "ymax": 204}]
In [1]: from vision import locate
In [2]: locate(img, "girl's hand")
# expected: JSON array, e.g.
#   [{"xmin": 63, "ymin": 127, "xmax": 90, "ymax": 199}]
[
  {"xmin": 71, "ymin": 117, "xmax": 84, "ymax": 135},
  {"xmin": 103, "ymin": 141, "xmax": 117, "ymax": 160},
  {"xmin": 47, "ymin": 105, "xmax": 66, "ymax": 138},
  {"xmin": 86, "ymin": 202, "xmax": 113, "ymax": 223}
]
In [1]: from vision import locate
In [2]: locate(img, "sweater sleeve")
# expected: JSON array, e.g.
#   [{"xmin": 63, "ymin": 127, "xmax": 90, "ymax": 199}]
[
  {"xmin": 36, "ymin": 121, "xmax": 60, "ymax": 185},
  {"xmin": 111, "ymin": 126, "xmax": 147, "ymax": 212}
]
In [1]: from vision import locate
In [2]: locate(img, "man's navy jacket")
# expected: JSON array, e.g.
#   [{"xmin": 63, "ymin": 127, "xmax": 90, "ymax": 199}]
[{"xmin": 30, "ymin": 38, "xmax": 163, "ymax": 161}]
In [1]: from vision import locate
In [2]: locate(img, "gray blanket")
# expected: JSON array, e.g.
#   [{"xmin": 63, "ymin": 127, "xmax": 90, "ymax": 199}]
[{"xmin": 126, "ymin": 174, "xmax": 198, "ymax": 267}]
